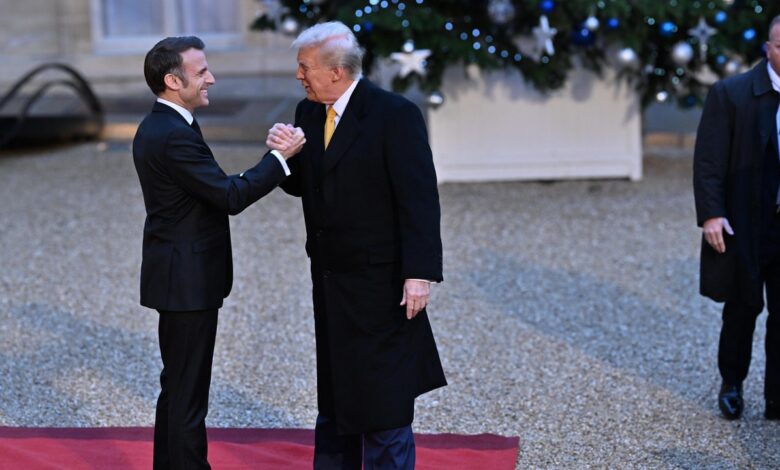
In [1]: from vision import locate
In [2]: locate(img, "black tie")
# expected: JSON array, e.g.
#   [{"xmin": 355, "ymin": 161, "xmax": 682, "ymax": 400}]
[{"xmin": 191, "ymin": 118, "xmax": 203, "ymax": 137}]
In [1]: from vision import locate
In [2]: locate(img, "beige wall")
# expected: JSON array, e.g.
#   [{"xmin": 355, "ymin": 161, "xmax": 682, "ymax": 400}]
[{"xmin": 0, "ymin": 0, "xmax": 299, "ymax": 97}]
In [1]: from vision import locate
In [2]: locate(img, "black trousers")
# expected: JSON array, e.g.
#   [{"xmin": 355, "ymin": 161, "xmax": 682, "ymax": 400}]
[
  {"xmin": 718, "ymin": 250, "xmax": 780, "ymax": 401},
  {"xmin": 313, "ymin": 415, "xmax": 415, "ymax": 470},
  {"xmin": 153, "ymin": 309, "xmax": 218, "ymax": 470}
]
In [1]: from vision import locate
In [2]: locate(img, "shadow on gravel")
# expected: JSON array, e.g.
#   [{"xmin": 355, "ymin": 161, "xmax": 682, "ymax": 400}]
[
  {"xmin": 656, "ymin": 448, "xmax": 742, "ymax": 470},
  {"xmin": 470, "ymin": 248, "xmax": 780, "ymax": 466},
  {"xmin": 0, "ymin": 303, "xmax": 297, "ymax": 427},
  {"xmin": 658, "ymin": 434, "xmax": 780, "ymax": 470},
  {"xmin": 467, "ymin": 248, "xmax": 717, "ymax": 401}
]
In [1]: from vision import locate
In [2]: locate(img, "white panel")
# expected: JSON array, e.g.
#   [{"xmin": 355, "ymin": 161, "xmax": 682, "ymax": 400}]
[{"xmin": 428, "ymin": 67, "xmax": 642, "ymax": 182}]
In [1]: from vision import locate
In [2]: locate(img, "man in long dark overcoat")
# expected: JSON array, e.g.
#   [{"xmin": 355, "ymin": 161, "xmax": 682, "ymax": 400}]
[
  {"xmin": 693, "ymin": 16, "xmax": 780, "ymax": 421},
  {"xmin": 268, "ymin": 21, "xmax": 446, "ymax": 469}
]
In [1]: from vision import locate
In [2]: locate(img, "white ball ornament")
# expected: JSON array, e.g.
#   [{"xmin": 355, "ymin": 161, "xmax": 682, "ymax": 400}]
[
  {"xmin": 487, "ymin": 0, "xmax": 516, "ymax": 25},
  {"xmin": 427, "ymin": 91, "xmax": 445, "ymax": 108},
  {"xmin": 617, "ymin": 47, "xmax": 638, "ymax": 67},
  {"xmin": 585, "ymin": 16, "xmax": 600, "ymax": 32},
  {"xmin": 281, "ymin": 16, "xmax": 300, "ymax": 35},
  {"xmin": 671, "ymin": 41, "xmax": 694, "ymax": 66}
]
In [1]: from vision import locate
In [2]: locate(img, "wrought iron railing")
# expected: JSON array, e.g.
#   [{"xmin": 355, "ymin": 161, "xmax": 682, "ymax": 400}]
[{"xmin": 0, "ymin": 63, "xmax": 104, "ymax": 148}]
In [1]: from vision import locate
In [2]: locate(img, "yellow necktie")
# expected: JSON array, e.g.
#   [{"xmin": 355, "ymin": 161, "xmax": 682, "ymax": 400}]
[{"xmin": 324, "ymin": 106, "xmax": 337, "ymax": 149}]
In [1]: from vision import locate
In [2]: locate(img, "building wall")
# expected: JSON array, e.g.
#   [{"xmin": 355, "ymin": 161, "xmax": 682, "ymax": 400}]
[{"xmin": 0, "ymin": 0, "xmax": 300, "ymax": 97}]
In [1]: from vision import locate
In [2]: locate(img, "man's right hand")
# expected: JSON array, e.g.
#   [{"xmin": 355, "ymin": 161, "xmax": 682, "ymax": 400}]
[
  {"xmin": 267, "ymin": 123, "xmax": 306, "ymax": 159},
  {"xmin": 703, "ymin": 217, "xmax": 734, "ymax": 254}
]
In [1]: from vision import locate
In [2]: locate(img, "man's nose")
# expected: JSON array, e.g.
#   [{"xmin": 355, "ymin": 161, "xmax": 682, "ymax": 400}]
[{"xmin": 206, "ymin": 71, "xmax": 215, "ymax": 85}]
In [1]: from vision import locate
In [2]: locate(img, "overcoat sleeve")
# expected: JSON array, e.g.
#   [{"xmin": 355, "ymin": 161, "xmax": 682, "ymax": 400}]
[
  {"xmin": 693, "ymin": 81, "xmax": 733, "ymax": 226},
  {"xmin": 385, "ymin": 99, "xmax": 444, "ymax": 282},
  {"xmin": 280, "ymin": 101, "xmax": 304, "ymax": 198},
  {"xmin": 164, "ymin": 127, "xmax": 286, "ymax": 215}
]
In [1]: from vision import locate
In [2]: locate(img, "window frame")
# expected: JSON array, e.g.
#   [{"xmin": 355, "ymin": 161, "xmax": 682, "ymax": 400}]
[{"xmin": 90, "ymin": 0, "xmax": 243, "ymax": 54}]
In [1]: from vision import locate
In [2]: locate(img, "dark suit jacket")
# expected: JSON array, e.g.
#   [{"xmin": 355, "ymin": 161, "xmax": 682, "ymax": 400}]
[
  {"xmin": 133, "ymin": 102, "xmax": 287, "ymax": 311},
  {"xmin": 281, "ymin": 80, "xmax": 446, "ymax": 434},
  {"xmin": 694, "ymin": 59, "xmax": 779, "ymax": 306}
]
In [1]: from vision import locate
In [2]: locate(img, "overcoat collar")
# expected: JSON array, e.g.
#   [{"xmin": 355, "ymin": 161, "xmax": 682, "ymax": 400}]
[
  {"xmin": 752, "ymin": 59, "xmax": 780, "ymax": 155},
  {"xmin": 753, "ymin": 58, "xmax": 774, "ymax": 97}
]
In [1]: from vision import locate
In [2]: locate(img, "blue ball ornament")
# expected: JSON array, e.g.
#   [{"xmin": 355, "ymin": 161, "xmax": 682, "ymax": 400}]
[
  {"xmin": 743, "ymin": 28, "xmax": 757, "ymax": 41},
  {"xmin": 539, "ymin": 0, "xmax": 555, "ymax": 14},
  {"xmin": 683, "ymin": 95, "xmax": 697, "ymax": 108},
  {"xmin": 659, "ymin": 21, "xmax": 677, "ymax": 37},
  {"xmin": 363, "ymin": 21, "xmax": 374, "ymax": 32},
  {"xmin": 714, "ymin": 11, "xmax": 727, "ymax": 24},
  {"xmin": 571, "ymin": 27, "xmax": 595, "ymax": 46},
  {"xmin": 606, "ymin": 18, "xmax": 619, "ymax": 30},
  {"xmin": 715, "ymin": 54, "xmax": 727, "ymax": 65}
]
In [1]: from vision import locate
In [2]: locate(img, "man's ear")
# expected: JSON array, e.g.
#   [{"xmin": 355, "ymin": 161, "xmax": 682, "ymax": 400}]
[
  {"xmin": 331, "ymin": 66, "xmax": 344, "ymax": 83},
  {"xmin": 163, "ymin": 73, "xmax": 181, "ymax": 91}
]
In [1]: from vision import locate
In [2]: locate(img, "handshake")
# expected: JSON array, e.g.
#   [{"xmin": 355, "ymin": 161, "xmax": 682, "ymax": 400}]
[{"xmin": 267, "ymin": 123, "xmax": 306, "ymax": 159}]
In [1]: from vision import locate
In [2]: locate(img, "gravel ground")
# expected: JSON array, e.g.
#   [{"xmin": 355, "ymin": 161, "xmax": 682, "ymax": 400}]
[{"xmin": 0, "ymin": 142, "xmax": 778, "ymax": 469}]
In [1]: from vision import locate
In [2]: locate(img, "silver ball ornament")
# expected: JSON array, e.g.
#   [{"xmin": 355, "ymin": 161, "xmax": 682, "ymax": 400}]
[
  {"xmin": 656, "ymin": 91, "xmax": 670, "ymax": 103},
  {"xmin": 616, "ymin": 47, "xmax": 638, "ymax": 67},
  {"xmin": 487, "ymin": 0, "xmax": 516, "ymax": 25},
  {"xmin": 584, "ymin": 16, "xmax": 600, "ymax": 32},
  {"xmin": 281, "ymin": 16, "xmax": 300, "ymax": 35},
  {"xmin": 724, "ymin": 59, "xmax": 741, "ymax": 75},
  {"xmin": 671, "ymin": 41, "xmax": 694, "ymax": 66},
  {"xmin": 427, "ymin": 91, "xmax": 445, "ymax": 109},
  {"xmin": 402, "ymin": 40, "xmax": 415, "ymax": 53}
]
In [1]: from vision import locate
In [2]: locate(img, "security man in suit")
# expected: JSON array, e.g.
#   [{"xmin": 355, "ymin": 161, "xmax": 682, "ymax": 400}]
[
  {"xmin": 132, "ymin": 36, "xmax": 304, "ymax": 469},
  {"xmin": 694, "ymin": 16, "xmax": 780, "ymax": 421}
]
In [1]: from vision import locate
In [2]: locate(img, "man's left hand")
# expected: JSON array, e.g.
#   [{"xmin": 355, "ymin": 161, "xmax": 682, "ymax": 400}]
[{"xmin": 400, "ymin": 279, "xmax": 431, "ymax": 320}]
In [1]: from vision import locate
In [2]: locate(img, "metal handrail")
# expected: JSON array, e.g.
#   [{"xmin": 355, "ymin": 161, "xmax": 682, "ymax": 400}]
[{"xmin": 0, "ymin": 63, "xmax": 103, "ymax": 148}]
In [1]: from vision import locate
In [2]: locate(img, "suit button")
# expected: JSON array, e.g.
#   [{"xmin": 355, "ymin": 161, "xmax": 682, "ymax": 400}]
[
  {"xmin": 316, "ymin": 229, "xmax": 323, "ymax": 238},
  {"xmin": 323, "ymin": 270, "xmax": 331, "ymax": 279},
  {"xmin": 314, "ymin": 187, "xmax": 321, "ymax": 194}
]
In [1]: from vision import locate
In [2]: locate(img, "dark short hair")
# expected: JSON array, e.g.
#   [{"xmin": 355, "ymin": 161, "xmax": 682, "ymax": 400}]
[
  {"xmin": 144, "ymin": 36, "xmax": 205, "ymax": 95},
  {"xmin": 770, "ymin": 15, "xmax": 780, "ymax": 40}
]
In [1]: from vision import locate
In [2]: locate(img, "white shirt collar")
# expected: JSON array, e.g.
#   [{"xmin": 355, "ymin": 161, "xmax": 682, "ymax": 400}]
[
  {"xmin": 330, "ymin": 77, "xmax": 361, "ymax": 120},
  {"xmin": 157, "ymin": 97, "xmax": 194, "ymax": 125},
  {"xmin": 768, "ymin": 62, "xmax": 780, "ymax": 93}
]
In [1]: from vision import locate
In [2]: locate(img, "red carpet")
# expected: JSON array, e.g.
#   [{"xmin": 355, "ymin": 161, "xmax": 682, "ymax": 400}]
[{"xmin": 0, "ymin": 427, "xmax": 519, "ymax": 469}]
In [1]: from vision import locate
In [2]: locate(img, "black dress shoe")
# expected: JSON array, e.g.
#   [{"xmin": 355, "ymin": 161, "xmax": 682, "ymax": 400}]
[
  {"xmin": 718, "ymin": 382, "xmax": 743, "ymax": 420},
  {"xmin": 766, "ymin": 400, "xmax": 780, "ymax": 420}
]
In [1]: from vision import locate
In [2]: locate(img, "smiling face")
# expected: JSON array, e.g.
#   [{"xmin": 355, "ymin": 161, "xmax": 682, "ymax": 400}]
[
  {"xmin": 167, "ymin": 48, "xmax": 215, "ymax": 112},
  {"xmin": 296, "ymin": 46, "xmax": 344, "ymax": 105}
]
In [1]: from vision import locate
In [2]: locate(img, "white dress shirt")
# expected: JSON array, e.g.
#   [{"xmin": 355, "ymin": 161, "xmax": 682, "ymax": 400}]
[
  {"xmin": 156, "ymin": 98, "xmax": 290, "ymax": 176},
  {"xmin": 328, "ymin": 77, "xmax": 361, "ymax": 129}
]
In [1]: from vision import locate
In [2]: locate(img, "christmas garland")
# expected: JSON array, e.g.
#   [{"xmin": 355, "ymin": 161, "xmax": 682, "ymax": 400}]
[{"xmin": 251, "ymin": 0, "xmax": 778, "ymax": 108}]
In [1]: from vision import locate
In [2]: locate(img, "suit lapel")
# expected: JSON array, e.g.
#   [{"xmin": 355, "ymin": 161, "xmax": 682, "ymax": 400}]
[
  {"xmin": 322, "ymin": 80, "xmax": 369, "ymax": 175},
  {"xmin": 302, "ymin": 103, "xmax": 326, "ymax": 180}
]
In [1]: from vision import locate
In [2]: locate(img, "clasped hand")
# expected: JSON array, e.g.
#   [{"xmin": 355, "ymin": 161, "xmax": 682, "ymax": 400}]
[{"xmin": 267, "ymin": 123, "xmax": 306, "ymax": 159}]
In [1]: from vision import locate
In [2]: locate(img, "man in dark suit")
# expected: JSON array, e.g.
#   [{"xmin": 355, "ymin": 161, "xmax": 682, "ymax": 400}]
[
  {"xmin": 132, "ymin": 36, "xmax": 305, "ymax": 469},
  {"xmin": 267, "ymin": 21, "xmax": 446, "ymax": 469},
  {"xmin": 694, "ymin": 16, "xmax": 780, "ymax": 421}
]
